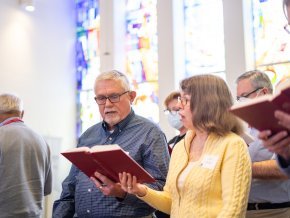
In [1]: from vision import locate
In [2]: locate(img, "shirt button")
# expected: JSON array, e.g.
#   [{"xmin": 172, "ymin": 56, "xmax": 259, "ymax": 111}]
[
  {"xmin": 87, "ymin": 209, "xmax": 90, "ymax": 213},
  {"xmin": 119, "ymin": 130, "xmax": 121, "ymax": 132},
  {"xmin": 88, "ymin": 189, "xmax": 91, "ymax": 192},
  {"xmin": 109, "ymin": 137, "xmax": 112, "ymax": 140}
]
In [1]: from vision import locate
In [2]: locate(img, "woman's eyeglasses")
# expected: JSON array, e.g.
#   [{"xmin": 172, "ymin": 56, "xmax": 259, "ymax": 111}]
[
  {"xmin": 164, "ymin": 109, "xmax": 179, "ymax": 115},
  {"xmin": 177, "ymin": 96, "xmax": 189, "ymax": 107}
]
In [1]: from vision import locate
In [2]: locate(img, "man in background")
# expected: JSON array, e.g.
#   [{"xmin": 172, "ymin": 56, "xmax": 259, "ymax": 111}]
[
  {"xmin": 0, "ymin": 93, "xmax": 52, "ymax": 218},
  {"xmin": 258, "ymin": 0, "xmax": 290, "ymax": 176},
  {"xmin": 53, "ymin": 70, "xmax": 169, "ymax": 217},
  {"xmin": 236, "ymin": 70, "xmax": 290, "ymax": 217}
]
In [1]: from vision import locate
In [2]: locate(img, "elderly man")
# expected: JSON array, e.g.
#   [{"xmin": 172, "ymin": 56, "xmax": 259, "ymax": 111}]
[
  {"xmin": 0, "ymin": 93, "xmax": 52, "ymax": 218},
  {"xmin": 258, "ymin": 0, "xmax": 290, "ymax": 177},
  {"xmin": 236, "ymin": 70, "xmax": 290, "ymax": 218},
  {"xmin": 53, "ymin": 70, "xmax": 170, "ymax": 218}
]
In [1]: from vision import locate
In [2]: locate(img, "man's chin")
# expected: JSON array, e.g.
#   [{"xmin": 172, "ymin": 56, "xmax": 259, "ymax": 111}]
[{"xmin": 104, "ymin": 116, "xmax": 120, "ymax": 127}]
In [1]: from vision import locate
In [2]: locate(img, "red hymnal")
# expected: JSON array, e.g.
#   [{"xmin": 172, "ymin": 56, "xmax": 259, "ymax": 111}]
[
  {"xmin": 230, "ymin": 86, "xmax": 290, "ymax": 134},
  {"xmin": 61, "ymin": 144, "xmax": 156, "ymax": 183}
]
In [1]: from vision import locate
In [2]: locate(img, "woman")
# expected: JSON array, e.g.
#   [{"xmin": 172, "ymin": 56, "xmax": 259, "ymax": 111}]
[
  {"xmin": 163, "ymin": 91, "xmax": 187, "ymax": 154},
  {"xmin": 119, "ymin": 74, "xmax": 252, "ymax": 218}
]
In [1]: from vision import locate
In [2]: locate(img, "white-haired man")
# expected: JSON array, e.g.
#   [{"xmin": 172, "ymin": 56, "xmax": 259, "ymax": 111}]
[{"xmin": 0, "ymin": 93, "xmax": 52, "ymax": 218}]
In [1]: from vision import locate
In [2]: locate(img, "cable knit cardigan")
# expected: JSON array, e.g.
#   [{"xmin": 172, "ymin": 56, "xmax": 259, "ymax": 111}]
[{"xmin": 140, "ymin": 130, "xmax": 252, "ymax": 218}]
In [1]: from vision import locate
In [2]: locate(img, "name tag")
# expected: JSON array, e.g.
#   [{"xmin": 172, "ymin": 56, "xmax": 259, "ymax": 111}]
[{"xmin": 201, "ymin": 155, "xmax": 219, "ymax": 169}]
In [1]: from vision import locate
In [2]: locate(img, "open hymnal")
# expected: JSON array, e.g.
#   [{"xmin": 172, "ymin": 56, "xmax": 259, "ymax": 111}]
[
  {"xmin": 230, "ymin": 86, "xmax": 290, "ymax": 134},
  {"xmin": 61, "ymin": 144, "xmax": 156, "ymax": 183}
]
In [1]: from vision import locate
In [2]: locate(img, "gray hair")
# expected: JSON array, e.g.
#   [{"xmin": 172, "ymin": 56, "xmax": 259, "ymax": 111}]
[
  {"xmin": 94, "ymin": 70, "xmax": 131, "ymax": 91},
  {"xmin": 236, "ymin": 70, "xmax": 273, "ymax": 94},
  {"xmin": 0, "ymin": 93, "xmax": 24, "ymax": 113}
]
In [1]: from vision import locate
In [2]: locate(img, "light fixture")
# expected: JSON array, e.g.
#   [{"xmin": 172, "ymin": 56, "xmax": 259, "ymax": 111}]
[{"xmin": 19, "ymin": 0, "xmax": 35, "ymax": 12}]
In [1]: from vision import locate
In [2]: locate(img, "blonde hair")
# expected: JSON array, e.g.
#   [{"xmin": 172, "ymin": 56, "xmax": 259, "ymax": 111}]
[
  {"xmin": 180, "ymin": 74, "xmax": 243, "ymax": 136},
  {"xmin": 0, "ymin": 93, "xmax": 23, "ymax": 114},
  {"xmin": 164, "ymin": 91, "xmax": 180, "ymax": 109}
]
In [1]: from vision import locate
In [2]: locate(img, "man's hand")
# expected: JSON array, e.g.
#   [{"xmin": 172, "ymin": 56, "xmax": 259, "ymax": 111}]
[
  {"xmin": 258, "ymin": 130, "xmax": 290, "ymax": 161},
  {"xmin": 90, "ymin": 171, "xmax": 126, "ymax": 198}
]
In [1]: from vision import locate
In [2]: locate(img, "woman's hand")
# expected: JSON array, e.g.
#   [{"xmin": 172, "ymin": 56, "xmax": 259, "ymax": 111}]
[{"xmin": 119, "ymin": 172, "xmax": 147, "ymax": 197}]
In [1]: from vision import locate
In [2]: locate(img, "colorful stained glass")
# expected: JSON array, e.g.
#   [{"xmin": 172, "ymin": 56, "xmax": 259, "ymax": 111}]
[
  {"xmin": 125, "ymin": 0, "xmax": 159, "ymax": 123},
  {"xmin": 76, "ymin": 0, "xmax": 101, "ymax": 136},
  {"xmin": 257, "ymin": 63, "xmax": 290, "ymax": 87},
  {"xmin": 184, "ymin": 0, "xmax": 225, "ymax": 78},
  {"xmin": 253, "ymin": 0, "xmax": 290, "ymax": 85}
]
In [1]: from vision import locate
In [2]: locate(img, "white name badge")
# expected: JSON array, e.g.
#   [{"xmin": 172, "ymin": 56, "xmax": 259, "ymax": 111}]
[{"xmin": 201, "ymin": 155, "xmax": 219, "ymax": 169}]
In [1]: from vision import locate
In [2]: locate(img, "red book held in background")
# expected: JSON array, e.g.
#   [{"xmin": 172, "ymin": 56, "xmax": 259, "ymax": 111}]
[
  {"xmin": 61, "ymin": 144, "xmax": 156, "ymax": 183},
  {"xmin": 230, "ymin": 86, "xmax": 290, "ymax": 134}
]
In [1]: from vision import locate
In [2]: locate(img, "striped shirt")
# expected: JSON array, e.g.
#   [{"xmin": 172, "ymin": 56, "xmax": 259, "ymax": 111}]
[{"xmin": 53, "ymin": 110, "xmax": 170, "ymax": 218}]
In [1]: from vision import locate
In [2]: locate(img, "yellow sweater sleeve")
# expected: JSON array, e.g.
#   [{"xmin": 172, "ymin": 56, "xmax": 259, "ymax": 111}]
[{"xmin": 139, "ymin": 187, "xmax": 172, "ymax": 214}]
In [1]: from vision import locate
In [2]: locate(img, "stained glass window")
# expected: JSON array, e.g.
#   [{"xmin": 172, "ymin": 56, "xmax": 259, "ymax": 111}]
[
  {"xmin": 76, "ymin": 0, "xmax": 100, "ymax": 136},
  {"xmin": 125, "ymin": 0, "xmax": 159, "ymax": 123},
  {"xmin": 184, "ymin": 0, "xmax": 225, "ymax": 79},
  {"xmin": 252, "ymin": 0, "xmax": 290, "ymax": 85}
]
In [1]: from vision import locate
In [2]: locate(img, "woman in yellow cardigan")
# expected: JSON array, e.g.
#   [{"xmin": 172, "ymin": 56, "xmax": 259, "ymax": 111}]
[{"xmin": 119, "ymin": 74, "xmax": 252, "ymax": 218}]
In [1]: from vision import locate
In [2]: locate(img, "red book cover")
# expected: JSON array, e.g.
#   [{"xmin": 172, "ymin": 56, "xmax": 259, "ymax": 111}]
[
  {"xmin": 230, "ymin": 86, "xmax": 290, "ymax": 134},
  {"xmin": 61, "ymin": 144, "xmax": 156, "ymax": 183}
]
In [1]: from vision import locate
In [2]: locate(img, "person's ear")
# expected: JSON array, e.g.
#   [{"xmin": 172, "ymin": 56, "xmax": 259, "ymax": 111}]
[
  {"xmin": 261, "ymin": 87, "xmax": 269, "ymax": 95},
  {"xmin": 20, "ymin": 111, "xmax": 24, "ymax": 119},
  {"xmin": 129, "ymin": 91, "xmax": 136, "ymax": 104}
]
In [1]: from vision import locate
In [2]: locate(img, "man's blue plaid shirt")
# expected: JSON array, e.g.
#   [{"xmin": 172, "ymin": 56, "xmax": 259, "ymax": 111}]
[{"xmin": 53, "ymin": 110, "xmax": 170, "ymax": 218}]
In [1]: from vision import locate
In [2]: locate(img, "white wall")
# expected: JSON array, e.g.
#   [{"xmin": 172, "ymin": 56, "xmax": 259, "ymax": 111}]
[{"xmin": 0, "ymin": 0, "xmax": 76, "ymax": 217}]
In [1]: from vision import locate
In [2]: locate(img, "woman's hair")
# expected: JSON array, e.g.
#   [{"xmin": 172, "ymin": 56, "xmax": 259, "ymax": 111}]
[
  {"xmin": 94, "ymin": 70, "xmax": 131, "ymax": 91},
  {"xmin": 0, "ymin": 93, "xmax": 23, "ymax": 114},
  {"xmin": 180, "ymin": 74, "xmax": 243, "ymax": 136},
  {"xmin": 164, "ymin": 91, "xmax": 180, "ymax": 109}
]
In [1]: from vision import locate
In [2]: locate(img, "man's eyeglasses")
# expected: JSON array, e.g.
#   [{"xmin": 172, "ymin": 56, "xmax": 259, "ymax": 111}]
[
  {"xmin": 236, "ymin": 87, "xmax": 263, "ymax": 102},
  {"xmin": 178, "ymin": 96, "xmax": 189, "ymax": 107},
  {"xmin": 94, "ymin": 91, "xmax": 129, "ymax": 105},
  {"xmin": 164, "ymin": 109, "xmax": 179, "ymax": 115}
]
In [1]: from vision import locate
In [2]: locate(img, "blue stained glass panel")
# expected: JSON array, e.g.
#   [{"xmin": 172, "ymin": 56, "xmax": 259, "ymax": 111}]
[
  {"xmin": 125, "ymin": 0, "xmax": 159, "ymax": 123},
  {"xmin": 76, "ymin": 0, "xmax": 101, "ymax": 136}
]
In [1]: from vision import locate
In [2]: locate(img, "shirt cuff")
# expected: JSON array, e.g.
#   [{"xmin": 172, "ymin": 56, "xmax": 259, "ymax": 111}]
[{"xmin": 277, "ymin": 155, "xmax": 290, "ymax": 168}]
